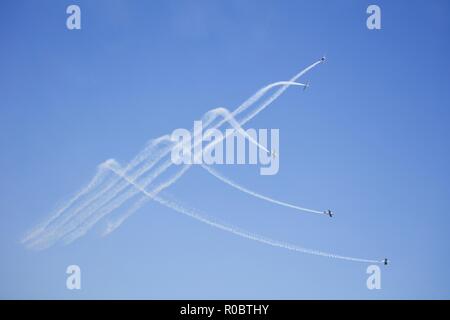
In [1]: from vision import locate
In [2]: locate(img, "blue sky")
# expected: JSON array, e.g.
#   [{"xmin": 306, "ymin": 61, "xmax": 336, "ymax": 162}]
[{"xmin": 0, "ymin": 0, "xmax": 449, "ymax": 299}]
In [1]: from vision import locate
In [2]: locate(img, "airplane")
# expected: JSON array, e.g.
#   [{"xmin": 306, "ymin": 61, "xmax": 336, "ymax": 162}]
[
  {"xmin": 321, "ymin": 56, "xmax": 326, "ymax": 62},
  {"xmin": 383, "ymin": 258, "xmax": 388, "ymax": 265},
  {"xmin": 324, "ymin": 209, "xmax": 333, "ymax": 217},
  {"xmin": 271, "ymin": 150, "xmax": 278, "ymax": 158},
  {"xmin": 303, "ymin": 81, "xmax": 310, "ymax": 91}
]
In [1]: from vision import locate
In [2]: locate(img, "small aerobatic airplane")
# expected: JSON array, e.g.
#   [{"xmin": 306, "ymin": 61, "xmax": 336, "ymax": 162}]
[
  {"xmin": 321, "ymin": 56, "xmax": 326, "ymax": 62},
  {"xmin": 324, "ymin": 209, "xmax": 333, "ymax": 217},
  {"xmin": 303, "ymin": 81, "xmax": 310, "ymax": 91},
  {"xmin": 384, "ymin": 258, "xmax": 389, "ymax": 265}
]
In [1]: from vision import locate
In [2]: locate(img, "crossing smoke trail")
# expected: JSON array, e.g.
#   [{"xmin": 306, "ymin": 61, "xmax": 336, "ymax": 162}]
[
  {"xmin": 22, "ymin": 135, "xmax": 173, "ymax": 244},
  {"xmin": 106, "ymin": 163, "xmax": 382, "ymax": 264},
  {"xmin": 104, "ymin": 112, "xmax": 326, "ymax": 236},
  {"xmin": 21, "ymin": 61, "xmax": 324, "ymax": 249},
  {"xmin": 26, "ymin": 80, "xmax": 309, "ymax": 248},
  {"xmin": 24, "ymin": 137, "xmax": 177, "ymax": 249},
  {"xmin": 78, "ymin": 99, "xmax": 315, "ymax": 238},
  {"xmin": 100, "ymin": 93, "xmax": 325, "ymax": 236},
  {"xmin": 22, "ymin": 58, "xmax": 383, "ymax": 265},
  {"xmin": 201, "ymin": 165, "xmax": 326, "ymax": 216},
  {"xmin": 102, "ymin": 119, "xmax": 324, "ymax": 236}
]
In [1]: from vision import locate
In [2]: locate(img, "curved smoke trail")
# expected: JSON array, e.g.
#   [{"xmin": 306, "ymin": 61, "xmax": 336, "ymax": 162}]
[
  {"xmin": 53, "ymin": 81, "xmax": 307, "ymax": 245},
  {"xmin": 23, "ymin": 79, "xmax": 308, "ymax": 248},
  {"xmin": 106, "ymin": 163, "xmax": 382, "ymax": 264},
  {"xmin": 102, "ymin": 105, "xmax": 326, "ymax": 236},
  {"xmin": 23, "ymin": 60, "xmax": 333, "ymax": 251},
  {"xmin": 201, "ymin": 165, "xmax": 326, "ymax": 216}
]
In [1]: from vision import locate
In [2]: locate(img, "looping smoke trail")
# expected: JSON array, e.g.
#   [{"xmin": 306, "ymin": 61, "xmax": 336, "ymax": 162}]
[{"xmin": 107, "ymin": 163, "xmax": 382, "ymax": 264}]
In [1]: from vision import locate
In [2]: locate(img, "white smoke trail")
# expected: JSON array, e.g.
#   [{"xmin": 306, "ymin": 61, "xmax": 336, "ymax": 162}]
[
  {"xmin": 62, "ymin": 161, "xmax": 191, "ymax": 244},
  {"xmin": 24, "ymin": 139, "xmax": 175, "ymax": 249},
  {"xmin": 21, "ymin": 166, "xmax": 109, "ymax": 244},
  {"xmin": 23, "ymin": 61, "xmax": 323, "ymax": 248},
  {"xmin": 107, "ymin": 163, "xmax": 382, "ymax": 264},
  {"xmin": 50, "ymin": 80, "xmax": 308, "ymax": 241},
  {"xmin": 101, "ymin": 103, "xmax": 324, "ymax": 235},
  {"xmin": 236, "ymin": 61, "xmax": 323, "ymax": 126},
  {"xmin": 201, "ymin": 165, "xmax": 325, "ymax": 215},
  {"xmin": 41, "ymin": 81, "xmax": 306, "ymax": 244},
  {"xmin": 23, "ymin": 136, "xmax": 172, "ymax": 246},
  {"xmin": 23, "ymin": 57, "xmax": 385, "ymax": 264}
]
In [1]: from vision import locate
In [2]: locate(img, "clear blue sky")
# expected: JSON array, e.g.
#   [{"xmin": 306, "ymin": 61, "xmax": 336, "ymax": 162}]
[{"xmin": 0, "ymin": 0, "xmax": 449, "ymax": 299}]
